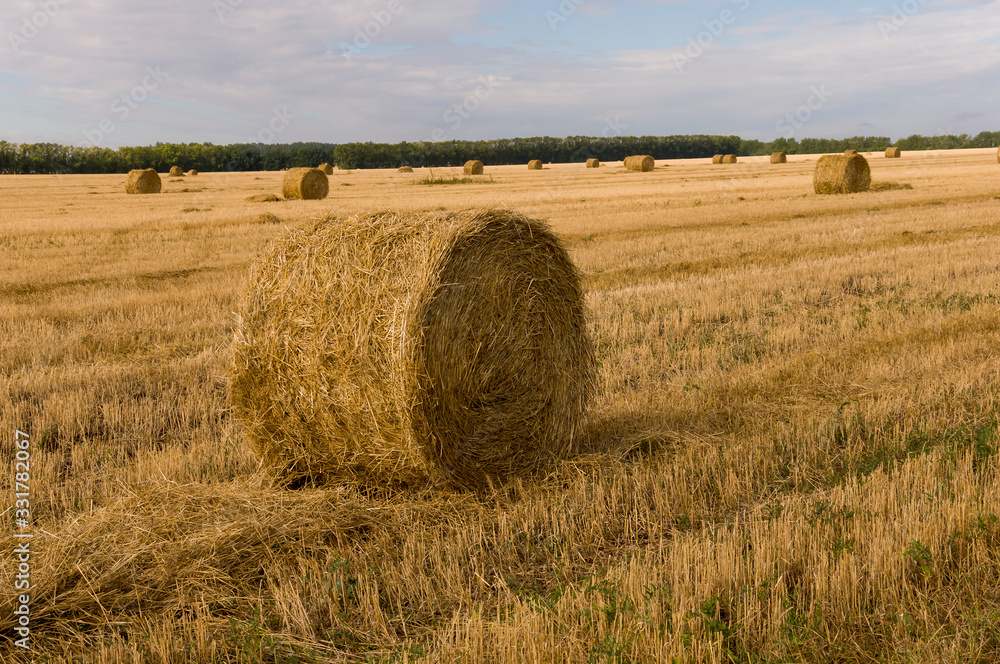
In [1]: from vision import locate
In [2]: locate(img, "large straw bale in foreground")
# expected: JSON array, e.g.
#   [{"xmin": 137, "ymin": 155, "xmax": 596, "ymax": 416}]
[
  {"xmin": 463, "ymin": 160, "xmax": 484, "ymax": 175},
  {"xmin": 586, "ymin": 158, "xmax": 600, "ymax": 168},
  {"xmin": 282, "ymin": 167, "xmax": 329, "ymax": 200},
  {"xmin": 624, "ymin": 155, "xmax": 655, "ymax": 172},
  {"xmin": 230, "ymin": 209, "xmax": 596, "ymax": 489},
  {"xmin": 527, "ymin": 160, "xmax": 543, "ymax": 170},
  {"xmin": 169, "ymin": 165, "xmax": 184, "ymax": 177},
  {"xmin": 125, "ymin": 168, "xmax": 161, "ymax": 194},
  {"xmin": 814, "ymin": 153, "xmax": 871, "ymax": 194},
  {"xmin": 770, "ymin": 152, "xmax": 787, "ymax": 164},
  {"xmin": 885, "ymin": 147, "xmax": 901, "ymax": 158}
]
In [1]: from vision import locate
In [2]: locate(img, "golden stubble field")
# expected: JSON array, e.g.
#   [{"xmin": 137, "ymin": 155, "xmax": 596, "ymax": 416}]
[{"xmin": 1, "ymin": 148, "xmax": 999, "ymax": 662}]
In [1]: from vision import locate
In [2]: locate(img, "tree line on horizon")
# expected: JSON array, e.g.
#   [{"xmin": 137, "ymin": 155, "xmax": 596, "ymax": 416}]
[{"xmin": 1, "ymin": 132, "xmax": 997, "ymax": 174}]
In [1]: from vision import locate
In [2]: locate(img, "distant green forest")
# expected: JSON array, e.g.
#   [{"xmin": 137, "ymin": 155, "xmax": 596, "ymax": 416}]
[{"xmin": 1, "ymin": 132, "xmax": 998, "ymax": 174}]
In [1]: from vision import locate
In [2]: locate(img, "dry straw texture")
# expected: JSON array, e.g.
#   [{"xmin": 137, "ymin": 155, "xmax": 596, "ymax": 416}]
[
  {"xmin": 398, "ymin": 166, "xmax": 414, "ymax": 173},
  {"xmin": 282, "ymin": 167, "xmax": 329, "ymax": 200},
  {"xmin": 586, "ymin": 158, "xmax": 600, "ymax": 168},
  {"xmin": 814, "ymin": 153, "xmax": 871, "ymax": 194},
  {"xmin": 624, "ymin": 155, "xmax": 655, "ymax": 172},
  {"xmin": 124, "ymin": 168, "xmax": 161, "ymax": 195},
  {"xmin": 844, "ymin": 149, "xmax": 858, "ymax": 156},
  {"xmin": 997, "ymin": 146, "xmax": 1000, "ymax": 163},
  {"xmin": 770, "ymin": 152, "xmax": 787, "ymax": 164},
  {"xmin": 885, "ymin": 147, "xmax": 901, "ymax": 158},
  {"xmin": 870, "ymin": 181, "xmax": 913, "ymax": 191},
  {"xmin": 463, "ymin": 160, "xmax": 484, "ymax": 175},
  {"xmin": 528, "ymin": 160, "xmax": 543, "ymax": 170},
  {"xmin": 186, "ymin": 169, "xmax": 198, "ymax": 176},
  {"xmin": 319, "ymin": 163, "xmax": 334, "ymax": 175},
  {"xmin": 722, "ymin": 154, "xmax": 738, "ymax": 164},
  {"xmin": 246, "ymin": 193, "xmax": 281, "ymax": 203},
  {"xmin": 230, "ymin": 209, "xmax": 596, "ymax": 490},
  {"xmin": 712, "ymin": 154, "xmax": 724, "ymax": 164},
  {"xmin": 168, "ymin": 166, "xmax": 184, "ymax": 177}
]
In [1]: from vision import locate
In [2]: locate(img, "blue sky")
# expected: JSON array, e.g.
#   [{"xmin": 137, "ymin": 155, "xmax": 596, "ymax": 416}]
[{"xmin": 1, "ymin": 0, "xmax": 998, "ymax": 148}]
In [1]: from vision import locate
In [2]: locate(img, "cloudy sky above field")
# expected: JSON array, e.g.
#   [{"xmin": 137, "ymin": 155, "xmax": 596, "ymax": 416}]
[{"xmin": 1, "ymin": 0, "xmax": 999, "ymax": 147}]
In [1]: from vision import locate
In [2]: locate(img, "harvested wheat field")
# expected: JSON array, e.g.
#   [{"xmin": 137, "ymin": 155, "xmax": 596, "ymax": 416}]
[{"xmin": 2, "ymin": 148, "xmax": 1000, "ymax": 662}]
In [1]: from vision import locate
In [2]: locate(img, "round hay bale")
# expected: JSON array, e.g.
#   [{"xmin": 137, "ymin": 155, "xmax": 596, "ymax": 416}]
[
  {"xmin": 169, "ymin": 165, "xmax": 184, "ymax": 177},
  {"xmin": 885, "ymin": 147, "xmax": 901, "ymax": 158},
  {"xmin": 997, "ymin": 146, "xmax": 1000, "ymax": 164},
  {"xmin": 282, "ymin": 167, "xmax": 329, "ymax": 200},
  {"xmin": 398, "ymin": 166, "xmax": 414, "ymax": 173},
  {"xmin": 712, "ymin": 154, "xmax": 724, "ymax": 164},
  {"xmin": 186, "ymin": 169, "xmax": 199, "ymax": 176},
  {"xmin": 230, "ymin": 209, "xmax": 596, "ymax": 489},
  {"xmin": 722, "ymin": 154, "xmax": 737, "ymax": 164},
  {"xmin": 844, "ymin": 149, "xmax": 858, "ymax": 156},
  {"xmin": 586, "ymin": 158, "xmax": 600, "ymax": 168},
  {"xmin": 528, "ymin": 160, "xmax": 543, "ymax": 170},
  {"xmin": 624, "ymin": 155, "xmax": 655, "ymax": 172},
  {"xmin": 463, "ymin": 160, "xmax": 484, "ymax": 175},
  {"xmin": 125, "ymin": 168, "xmax": 161, "ymax": 195},
  {"xmin": 814, "ymin": 153, "xmax": 871, "ymax": 194},
  {"xmin": 770, "ymin": 152, "xmax": 787, "ymax": 164},
  {"xmin": 319, "ymin": 163, "xmax": 334, "ymax": 175}
]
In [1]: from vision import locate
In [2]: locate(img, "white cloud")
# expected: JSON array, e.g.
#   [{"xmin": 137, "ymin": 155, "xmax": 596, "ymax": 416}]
[{"xmin": 1, "ymin": 0, "xmax": 998, "ymax": 145}]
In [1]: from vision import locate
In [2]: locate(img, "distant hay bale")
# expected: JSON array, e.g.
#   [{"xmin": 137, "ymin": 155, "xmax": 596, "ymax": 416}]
[
  {"xmin": 712, "ymin": 154, "xmax": 724, "ymax": 164},
  {"xmin": 770, "ymin": 152, "xmax": 787, "ymax": 164},
  {"xmin": 282, "ymin": 167, "xmax": 329, "ymax": 200},
  {"xmin": 463, "ymin": 160, "xmax": 484, "ymax": 175},
  {"xmin": 398, "ymin": 166, "xmax": 414, "ymax": 173},
  {"xmin": 125, "ymin": 168, "xmax": 161, "ymax": 195},
  {"xmin": 186, "ymin": 169, "xmax": 198, "ymax": 176},
  {"xmin": 885, "ymin": 147, "xmax": 901, "ymax": 158},
  {"xmin": 814, "ymin": 153, "xmax": 871, "ymax": 194},
  {"xmin": 586, "ymin": 158, "xmax": 600, "ymax": 168},
  {"xmin": 722, "ymin": 154, "xmax": 737, "ymax": 164},
  {"xmin": 844, "ymin": 149, "xmax": 858, "ymax": 156},
  {"xmin": 624, "ymin": 155, "xmax": 655, "ymax": 172},
  {"xmin": 528, "ymin": 160, "xmax": 543, "ymax": 170},
  {"xmin": 169, "ymin": 166, "xmax": 184, "ymax": 177},
  {"xmin": 230, "ymin": 209, "xmax": 596, "ymax": 489},
  {"xmin": 319, "ymin": 163, "xmax": 334, "ymax": 175}
]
